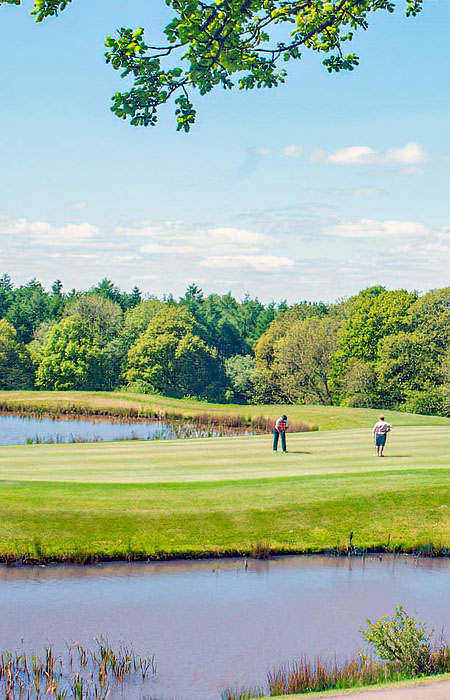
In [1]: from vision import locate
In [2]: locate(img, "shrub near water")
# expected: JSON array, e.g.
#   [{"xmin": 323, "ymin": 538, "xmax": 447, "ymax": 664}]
[{"xmin": 361, "ymin": 605, "xmax": 449, "ymax": 677}]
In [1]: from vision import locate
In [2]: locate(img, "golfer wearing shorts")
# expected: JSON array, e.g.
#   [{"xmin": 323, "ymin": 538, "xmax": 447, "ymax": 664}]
[{"xmin": 372, "ymin": 415, "xmax": 392, "ymax": 457}]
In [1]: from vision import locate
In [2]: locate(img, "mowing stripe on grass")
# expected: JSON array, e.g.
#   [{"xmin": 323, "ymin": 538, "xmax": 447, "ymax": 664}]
[
  {"xmin": 0, "ymin": 427, "xmax": 450, "ymax": 484},
  {"xmin": 0, "ymin": 466, "xmax": 448, "ymax": 559}
]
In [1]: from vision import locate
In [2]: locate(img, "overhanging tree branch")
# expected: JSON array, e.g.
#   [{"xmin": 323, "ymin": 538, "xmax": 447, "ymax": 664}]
[{"xmin": 1, "ymin": 0, "xmax": 425, "ymax": 130}]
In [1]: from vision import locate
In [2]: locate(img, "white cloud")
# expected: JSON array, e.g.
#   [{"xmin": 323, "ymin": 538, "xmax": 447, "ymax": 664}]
[
  {"xmin": 119, "ymin": 221, "xmax": 274, "ymax": 255},
  {"xmin": 70, "ymin": 253, "xmax": 99, "ymax": 259},
  {"xmin": 199, "ymin": 255, "xmax": 294, "ymax": 271},
  {"xmin": 208, "ymin": 227, "xmax": 273, "ymax": 247},
  {"xmin": 252, "ymin": 142, "xmax": 429, "ymax": 170},
  {"xmin": 36, "ymin": 223, "xmax": 99, "ymax": 247},
  {"xmin": 389, "ymin": 234, "xmax": 450, "ymax": 268},
  {"xmin": 328, "ymin": 146, "xmax": 377, "ymax": 165},
  {"xmin": 6, "ymin": 209, "xmax": 450, "ymax": 304},
  {"xmin": 386, "ymin": 142, "xmax": 428, "ymax": 164},
  {"xmin": 114, "ymin": 220, "xmax": 285, "ymax": 273},
  {"xmin": 327, "ymin": 218, "xmax": 430, "ymax": 239},
  {"xmin": 68, "ymin": 201, "xmax": 88, "ymax": 211},
  {"xmin": 140, "ymin": 243, "xmax": 196, "ymax": 254},
  {"xmin": 282, "ymin": 144, "xmax": 302, "ymax": 158},
  {"xmin": 320, "ymin": 142, "xmax": 428, "ymax": 168},
  {"xmin": 0, "ymin": 217, "xmax": 100, "ymax": 247},
  {"xmin": 115, "ymin": 220, "xmax": 187, "ymax": 240}
]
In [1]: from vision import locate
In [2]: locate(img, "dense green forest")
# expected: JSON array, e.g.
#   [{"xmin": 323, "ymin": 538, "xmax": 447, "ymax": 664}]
[{"xmin": 1, "ymin": 274, "xmax": 449, "ymax": 416}]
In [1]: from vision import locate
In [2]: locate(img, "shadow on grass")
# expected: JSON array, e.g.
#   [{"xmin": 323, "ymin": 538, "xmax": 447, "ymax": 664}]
[{"xmin": 383, "ymin": 455, "xmax": 412, "ymax": 458}]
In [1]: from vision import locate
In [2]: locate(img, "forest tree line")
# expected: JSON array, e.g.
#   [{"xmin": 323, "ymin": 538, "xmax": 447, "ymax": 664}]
[{"xmin": 1, "ymin": 275, "xmax": 450, "ymax": 416}]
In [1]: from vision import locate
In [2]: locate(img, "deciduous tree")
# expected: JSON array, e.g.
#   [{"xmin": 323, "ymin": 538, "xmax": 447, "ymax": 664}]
[
  {"xmin": 2, "ymin": 0, "xmax": 424, "ymax": 130},
  {"xmin": 36, "ymin": 315, "xmax": 103, "ymax": 390},
  {"xmin": 225, "ymin": 354, "xmax": 257, "ymax": 402},
  {"xmin": 124, "ymin": 306, "xmax": 224, "ymax": 398},
  {"xmin": 65, "ymin": 293, "xmax": 123, "ymax": 346},
  {"xmin": 253, "ymin": 301, "xmax": 329, "ymax": 401},
  {"xmin": 274, "ymin": 315, "xmax": 338, "ymax": 404}
]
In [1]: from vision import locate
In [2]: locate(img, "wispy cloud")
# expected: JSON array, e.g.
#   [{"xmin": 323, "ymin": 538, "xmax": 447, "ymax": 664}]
[
  {"xmin": 327, "ymin": 218, "xmax": 430, "ymax": 239},
  {"xmin": 112, "ymin": 220, "xmax": 291, "ymax": 274},
  {"xmin": 140, "ymin": 243, "xmax": 196, "ymax": 254},
  {"xmin": 67, "ymin": 201, "xmax": 88, "ymax": 211},
  {"xmin": 199, "ymin": 255, "xmax": 294, "ymax": 271},
  {"xmin": 386, "ymin": 142, "xmax": 428, "ymax": 164},
  {"xmin": 328, "ymin": 146, "xmax": 377, "ymax": 165},
  {"xmin": 120, "ymin": 221, "xmax": 274, "ymax": 257},
  {"xmin": 3, "ymin": 210, "xmax": 450, "ymax": 303},
  {"xmin": 0, "ymin": 217, "xmax": 100, "ymax": 247},
  {"xmin": 319, "ymin": 142, "xmax": 429, "ymax": 167},
  {"xmin": 338, "ymin": 187, "xmax": 386, "ymax": 198},
  {"xmin": 253, "ymin": 141, "xmax": 429, "ymax": 170},
  {"xmin": 282, "ymin": 144, "xmax": 302, "ymax": 158},
  {"xmin": 388, "ymin": 227, "xmax": 450, "ymax": 270}
]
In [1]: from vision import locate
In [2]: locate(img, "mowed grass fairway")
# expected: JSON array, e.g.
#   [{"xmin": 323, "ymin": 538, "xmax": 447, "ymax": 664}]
[{"xmin": 0, "ymin": 424, "xmax": 449, "ymax": 560}]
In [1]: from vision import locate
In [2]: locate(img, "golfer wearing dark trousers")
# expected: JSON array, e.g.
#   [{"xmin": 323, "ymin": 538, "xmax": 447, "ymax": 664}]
[{"xmin": 273, "ymin": 415, "xmax": 288, "ymax": 452}]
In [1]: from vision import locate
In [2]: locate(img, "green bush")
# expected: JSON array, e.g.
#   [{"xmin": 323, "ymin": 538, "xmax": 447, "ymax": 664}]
[
  {"xmin": 404, "ymin": 390, "xmax": 443, "ymax": 416},
  {"xmin": 224, "ymin": 354, "xmax": 256, "ymax": 403},
  {"xmin": 344, "ymin": 391, "xmax": 376, "ymax": 408},
  {"xmin": 361, "ymin": 605, "xmax": 432, "ymax": 676}
]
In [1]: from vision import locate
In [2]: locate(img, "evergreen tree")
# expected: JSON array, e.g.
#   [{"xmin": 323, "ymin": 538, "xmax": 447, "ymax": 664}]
[{"xmin": 0, "ymin": 319, "xmax": 35, "ymax": 389}]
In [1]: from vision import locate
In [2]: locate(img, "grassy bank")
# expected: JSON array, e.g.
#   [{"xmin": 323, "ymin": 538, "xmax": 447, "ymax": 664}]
[
  {"xmin": 0, "ymin": 426, "xmax": 449, "ymax": 561},
  {"xmin": 1, "ymin": 390, "xmax": 450, "ymax": 431}
]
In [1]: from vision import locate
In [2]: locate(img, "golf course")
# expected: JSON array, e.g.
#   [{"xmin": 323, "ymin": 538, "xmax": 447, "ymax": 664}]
[{"xmin": 0, "ymin": 393, "xmax": 449, "ymax": 562}]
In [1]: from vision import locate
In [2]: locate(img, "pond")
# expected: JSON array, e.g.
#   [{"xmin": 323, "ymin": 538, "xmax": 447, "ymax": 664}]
[
  {"xmin": 0, "ymin": 414, "xmax": 254, "ymax": 445},
  {"xmin": 1, "ymin": 555, "xmax": 449, "ymax": 700}
]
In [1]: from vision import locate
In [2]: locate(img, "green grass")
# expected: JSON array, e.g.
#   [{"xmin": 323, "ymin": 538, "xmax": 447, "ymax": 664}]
[
  {"xmin": 1, "ymin": 390, "xmax": 450, "ymax": 430},
  {"xmin": 0, "ymin": 426, "xmax": 449, "ymax": 561}
]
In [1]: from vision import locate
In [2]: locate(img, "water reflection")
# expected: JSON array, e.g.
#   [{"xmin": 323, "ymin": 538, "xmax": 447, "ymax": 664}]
[
  {"xmin": 0, "ymin": 555, "xmax": 448, "ymax": 700},
  {"xmin": 0, "ymin": 414, "xmax": 254, "ymax": 446}
]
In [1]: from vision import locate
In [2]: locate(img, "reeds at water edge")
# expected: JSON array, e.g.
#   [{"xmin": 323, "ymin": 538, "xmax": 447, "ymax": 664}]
[
  {"xmin": 0, "ymin": 639, "xmax": 156, "ymax": 700},
  {"xmin": 222, "ymin": 644, "xmax": 450, "ymax": 699}
]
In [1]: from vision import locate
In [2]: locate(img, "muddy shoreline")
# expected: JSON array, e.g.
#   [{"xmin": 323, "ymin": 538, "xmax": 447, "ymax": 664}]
[{"xmin": 2, "ymin": 544, "xmax": 449, "ymax": 568}]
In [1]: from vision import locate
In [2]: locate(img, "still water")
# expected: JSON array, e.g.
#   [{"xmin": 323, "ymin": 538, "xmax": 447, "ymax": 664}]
[
  {"xmin": 1, "ymin": 555, "xmax": 449, "ymax": 700},
  {"xmin": 0, "ymin": 414, "xmax": 243, "ymax": 445}
]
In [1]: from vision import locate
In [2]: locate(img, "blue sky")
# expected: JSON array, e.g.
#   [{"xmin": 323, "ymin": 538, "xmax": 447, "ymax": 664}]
[{"xmin": 0, "ymin": 0, "xmax": 449, "ymax": 302}]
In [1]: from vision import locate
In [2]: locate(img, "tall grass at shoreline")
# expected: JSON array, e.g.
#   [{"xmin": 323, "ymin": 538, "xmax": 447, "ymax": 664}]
[
  {"xmin": 222, "ymin": 647, "xmax": 450, "ymax": 699},
  {"xmin": 0, "ymin": 402, "xmax": 315, "ymax": 436}
]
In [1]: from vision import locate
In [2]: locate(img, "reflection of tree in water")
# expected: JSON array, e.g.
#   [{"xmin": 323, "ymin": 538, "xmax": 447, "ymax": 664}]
[{"xmin": 0, "ymin": 413, "xmax": 315, "ymax": 446}]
